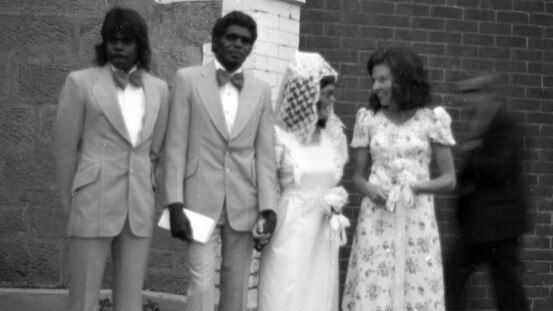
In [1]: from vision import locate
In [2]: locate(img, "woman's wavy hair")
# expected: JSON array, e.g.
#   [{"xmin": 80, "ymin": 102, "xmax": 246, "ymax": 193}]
[
  {"xmin": 367, "ymin": 46, "xmax": 431, "ymax": 112},
  {"xmin": 95, "ymin": 7, "xmax": 151, "ymax": 71},
  {"xmin": 211, "ymin": 10, "xmax": 257, "ymax": 52}
]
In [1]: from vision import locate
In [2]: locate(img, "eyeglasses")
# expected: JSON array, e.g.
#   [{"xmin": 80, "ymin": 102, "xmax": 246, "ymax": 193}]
[{"xmin": 223, "ymin": 33, "xmax": 253, "ymax": 45}]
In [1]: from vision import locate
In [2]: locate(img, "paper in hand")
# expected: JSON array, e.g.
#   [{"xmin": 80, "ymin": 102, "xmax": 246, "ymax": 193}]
[{"xmin": 158, "ymin": 208, "xmax": 216, "ymax": 244}]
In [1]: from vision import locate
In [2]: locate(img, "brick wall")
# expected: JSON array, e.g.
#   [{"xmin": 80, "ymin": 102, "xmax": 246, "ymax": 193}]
[
  {"xmin": 0, "ymin": 0, "xmax": 222, "ymax": 294},
  {"xmin": 299, "ymin": 0, "xmax": 553, "ymax": 310}
]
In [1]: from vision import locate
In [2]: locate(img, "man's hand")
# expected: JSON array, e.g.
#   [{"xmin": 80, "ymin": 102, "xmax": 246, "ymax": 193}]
[
  {"xmin": 252, "ymin": 210, "xmax": 277, "ymax": 251},
  {"xmin": 168, "ymin": 203, "xmax": 193, "ymax": 242}
]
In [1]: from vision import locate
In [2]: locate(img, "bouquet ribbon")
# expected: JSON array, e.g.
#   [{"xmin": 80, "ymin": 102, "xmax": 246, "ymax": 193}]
[
  {"xmin": 386, "ymin": 183, "xmax": 416, "ymax": 310},
  {"xmin": 329, "ymin": 214, "xmax": 350, "ymax": 246}
]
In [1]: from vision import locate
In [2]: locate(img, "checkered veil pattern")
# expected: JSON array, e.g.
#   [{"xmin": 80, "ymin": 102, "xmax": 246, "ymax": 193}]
[{"xmin": 276, "ymin": 52, "xmax": 338, "ymax": 145}]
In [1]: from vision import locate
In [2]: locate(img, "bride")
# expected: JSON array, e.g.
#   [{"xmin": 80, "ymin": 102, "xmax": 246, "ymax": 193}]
[{"xmin": 257, "ymin": 52, "xmax": 349, "ymax": 311}]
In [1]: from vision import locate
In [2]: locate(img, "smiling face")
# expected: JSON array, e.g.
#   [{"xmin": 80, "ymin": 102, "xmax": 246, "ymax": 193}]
[
  {"xmin": 371, "ymin": 64, "xmax": 395, "ymax": 109},
  {"xmin": 106, "ymin": 35, "xmax": 138, "ymax": 72},
  {"xmin": 213, "ymin": 25, "xmax": 253, "ymax": 72}
]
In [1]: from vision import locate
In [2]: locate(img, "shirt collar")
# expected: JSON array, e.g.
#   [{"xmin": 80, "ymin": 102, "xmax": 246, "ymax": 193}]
[{"xmin": 110, "ymin": 64, "xmax": 138, "ymax": 74}]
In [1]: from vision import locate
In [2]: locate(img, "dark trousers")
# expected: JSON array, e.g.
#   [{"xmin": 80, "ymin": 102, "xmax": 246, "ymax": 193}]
[{"xmin": 444, "ymin": 236, "xmax": 529, "ymax": 311}]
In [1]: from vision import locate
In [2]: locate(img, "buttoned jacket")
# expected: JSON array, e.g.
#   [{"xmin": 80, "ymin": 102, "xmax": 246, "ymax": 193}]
[
  {"xmin": 164, "ymin": 62, "xmax": 277, "ymax": 231},
  {"xmin": 54, "ymin": 65, "xmax": 169, "ymax": 237}
]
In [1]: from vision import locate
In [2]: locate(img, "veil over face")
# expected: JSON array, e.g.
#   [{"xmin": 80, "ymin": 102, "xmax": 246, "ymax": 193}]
[{"xmin": 276, "ymin": 52, "xmax": 338, "ymax": 145}]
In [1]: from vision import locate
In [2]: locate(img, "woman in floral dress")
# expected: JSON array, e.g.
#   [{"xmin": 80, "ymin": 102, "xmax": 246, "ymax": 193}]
[
  {"xmin": 257, "ymin": 52, "xmax": 349, "ymax": 311},
  {"xmin": 342, "ymin": 46, "xmax": 456, "ymax": 311}
]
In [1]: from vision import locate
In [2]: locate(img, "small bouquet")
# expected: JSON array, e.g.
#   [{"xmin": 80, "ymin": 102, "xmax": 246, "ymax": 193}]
[
  {"xmin": 386, "ymin": 159, "xmax": 418, "ymax": 213},
  {"xmin": 322, "ymin": 186, "xmax": 350, "ymax": 246}
]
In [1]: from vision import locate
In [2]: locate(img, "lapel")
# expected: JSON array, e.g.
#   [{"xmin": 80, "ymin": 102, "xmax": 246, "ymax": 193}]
[
  {"xmin": 197, "ymin": 63, "xmax": 230, "ymax": 140},
  {"xmin": 137, "ymin": 72, "xmax": 160, "ymax": 146},
  {"xmin": 92, "ymin": 66, "xmax": 132, "ymax": 145},
  {"xmin": 230, "ymin": 73, "xmax": 258, "ymax": 139}
]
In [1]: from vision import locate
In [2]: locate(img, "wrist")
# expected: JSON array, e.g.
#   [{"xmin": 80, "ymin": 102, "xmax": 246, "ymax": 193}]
[{"xmin": 167, "ymin": 203, "xmax": 184, "ymax": 213}]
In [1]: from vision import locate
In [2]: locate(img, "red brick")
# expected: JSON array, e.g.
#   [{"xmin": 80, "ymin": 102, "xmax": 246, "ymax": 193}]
[
  {"xmin": 359, "ymin": 26, "xmax": 394, "ymax": 40},
  {"xmin": 323, "ymin": 24, "xmax": 343, "ymax": 37},
  {"xmin": 464, "ymin": 8, "xmax": 496, "ymax": 21},
  {"xmin": 303, "ymin": 0, "xmax": 324, "ymax": 10},
  {"xmin": 396, "ymin": 3, "xmax": 430, "ymax": 17},
  {"xmin": 530, "ymin": 13, "xmax": 553, "ymax": 27},
  {"xmin": 342, "ymin": 12, "xmax": 377, "ymax": 26},
  {"xmin": 362, "ymin": 1, "xmax": 395, "ymax": 14},
  {"xmin": 413, "ymin": 17, "xmax": 445, "ymax": 30},
  {"xmin": 533, "ymin": 298, "xmax": 553, "ymax": 311},
  {"xmin": 375, "ymin": 14, "xmax": 410, "ymax": 28},
  {"xmin": 300, "ymin": 22, "xmax": 324, "ymax": 36},
  {"xmin": 513, "ymin": 24, "xmax": 545, "ymax": 38},
  {"xmin": 480, "ymin": 22, "xmax": 512, "ymax": 35},
  {"xmin": 515, "ymin": 1, "xmax": 545, "ymax": 13},
  {"xmin": 513, "ymin": 49, "xmax": 543, "ymax": 62},
  {"xmin": 494, "ymin": 60, "xmax": 527, "ymax": 73},
  {"xmin": 446, "ymin": 44, "xmax": 478, "ymax": 57},
  {"xmin": 496, "ymin": 35, "xmax": 527, "ymax": 48},
  {"xmin": 325, "ymin": 0, "xmax": 342, "ymax": 10},
  {"xmin": 302, "ymin": 9, "xmax": 341, "ymax": 23},
  {"xmin": 478, "ymin": 46, "xmax": 511, "ymax": 60},
  {"xmin": 462, "ymin": 33, "xmax": 494, "ymax": 46},
  {"xmin": 529, "ymin": 38, "xmax": 553, "ymax": 49},
  {"xmin": 394, "ymin": 29, "xmax": 429, "ymax": 41},
  {"xmin": 342, "ymin": 37, "xmax": 377, "ymax": 51},
  {"xmin": 446, "ymin": 20, "xmax": 478, "ymax": 33},
  {"xmin": 412, "ymin": 42, "xmax": 445, "ymax": 56},
  {"xmin": 428, "ymin": 56, "xmax": 461, "ymax": 69},
  {"xmin": 497, "ymin": 11, "xmax": 529, "ymax": 24},
  {"xmin": 547, "ymin": 3, "xmax": 553, "ymax": 14},
  {"xmin": 484, "ymin": 0, "xmax": 514, "ymax": 10},
  {"xmin": 545, "ymin": 76, "xmax": 553, "ymax": 87},
  {"xmin": 301, "ymin": 35, "xmax": 341, "ymax": 49},
  {"xmin": 429, "ymin": 31, "xmax": 461, "ymax": 44},
  {"xmin": 453, "ymin": 0, "xmax": 479, "ymax": 7},
  {"xmin": 430, "ymin": 6, "xmax": 463, "ymax": 19}
]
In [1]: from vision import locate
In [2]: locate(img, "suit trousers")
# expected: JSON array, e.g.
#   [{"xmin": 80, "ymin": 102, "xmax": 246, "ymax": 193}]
[
  {"xmin": 184, "ymin": 216, "xmax": 254, "ymax": 311},
  {"xmin": 444, "ymin": 236, "xmax": 529, "ymax": 311},
  {"xmin": 67, "ymin": 220, "xmax": 151, "ymax": 311}
]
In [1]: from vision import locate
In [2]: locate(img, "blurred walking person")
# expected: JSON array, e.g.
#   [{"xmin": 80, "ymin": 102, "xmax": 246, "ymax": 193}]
[{"xmin": 444, "ymin": 72, "xmax": 529, "ymax": 311}]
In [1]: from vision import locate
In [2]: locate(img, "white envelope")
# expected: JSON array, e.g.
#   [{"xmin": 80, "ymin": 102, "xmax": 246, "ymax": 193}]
[{"xmin": 157, "ymin": 208, "xmax": 216, "ymax": 244}]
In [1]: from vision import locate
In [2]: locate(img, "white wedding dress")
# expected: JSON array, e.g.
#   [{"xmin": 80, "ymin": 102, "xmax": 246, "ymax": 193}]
[{"xmin": 257, "ymin": 126, "xmax": 347, "ymax": 311}]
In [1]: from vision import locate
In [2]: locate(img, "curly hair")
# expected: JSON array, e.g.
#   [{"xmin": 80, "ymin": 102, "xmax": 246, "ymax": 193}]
[
  {"xmin": 211, "ymin": 10, "xmax": 257, "ymax": 52},
  {"xmin": 95, "ymin": 7, "xmax": 151, "ymax": 71},
  {"xmin": 366, "ymin": 46, "xmax": 431, "ymax": 112}
]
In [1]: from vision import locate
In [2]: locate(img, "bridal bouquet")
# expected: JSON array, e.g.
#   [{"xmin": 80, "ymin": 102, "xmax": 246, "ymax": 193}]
[
  {"xmin": 322, "ymin": 186, "xmax": 350, "ymax": 246},
  {"xmin": 386, "ymin": 159, "xmax": 418, "ymax": 213}
]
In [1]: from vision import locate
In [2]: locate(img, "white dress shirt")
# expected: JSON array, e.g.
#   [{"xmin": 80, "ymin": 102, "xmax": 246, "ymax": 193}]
[
  {"xmin": 113, "ymin": 66, "xmax": 145, "ymax": 147},
  {"xmin": 214, "ymin": 60, "xmax": 241, "ymax": 134}
]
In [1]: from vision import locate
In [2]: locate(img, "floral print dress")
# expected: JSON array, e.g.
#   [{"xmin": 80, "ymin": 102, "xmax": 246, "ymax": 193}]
[{"xmin": 342, "ymin": 107, "xmax": 455, "ymax": 311}]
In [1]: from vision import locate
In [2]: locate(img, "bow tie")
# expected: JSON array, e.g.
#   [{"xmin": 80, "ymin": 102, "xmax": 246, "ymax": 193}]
[
  {"xmin": 112, "ymin": 69, "xmax": 143, "ymax": 89},
  {"xmin": 216, "ymin": 69, "xmax": 244, "ymax": 90}
]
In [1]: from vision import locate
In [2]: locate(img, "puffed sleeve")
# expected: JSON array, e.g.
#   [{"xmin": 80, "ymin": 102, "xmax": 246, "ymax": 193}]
[
  {"xmin": 350, "ymin": 108, "xmax": 372, "ymax": 148},
  {"xmin": 429, "ymin": 106, "xmax": 456, "ymax": 146}
]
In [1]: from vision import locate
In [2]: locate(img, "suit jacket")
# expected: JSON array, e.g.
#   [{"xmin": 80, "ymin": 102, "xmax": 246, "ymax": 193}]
[
  {"xmin": 164, "ymin": 62, "xmax": 277, "ymax": 231},
  {"xmin": 456, "ymin": 111, "xmax": 527, "ymax": 242},
  {"xmin": 54, "ymin": 65, "xmax": 169, "ymax": 238}
]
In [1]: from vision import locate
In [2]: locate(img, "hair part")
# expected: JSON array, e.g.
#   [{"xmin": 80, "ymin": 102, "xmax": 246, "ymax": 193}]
[
  {"xmin": 95, "ymin": 7, "xmax": 151, "ymax": 71},
  {"xmin": 320, "ymin": 75, "xmax": 336, "ymax": 89},
  {"xmin": 211, "ymin": 10, "xmax": 258, "ymax": 53},
  {"xmin": 366, "ymin": 46, "xmax": 431, "ymax": 112}
]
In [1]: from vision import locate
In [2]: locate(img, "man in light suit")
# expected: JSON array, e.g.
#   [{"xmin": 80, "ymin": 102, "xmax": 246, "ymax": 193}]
[
  {"xmin": 163, "ymin": 11, "xmax": 278, "ymax": 311},
  {"xmin": 54, "ymin": 7, "xmax": 168, "ymax": 311}
]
